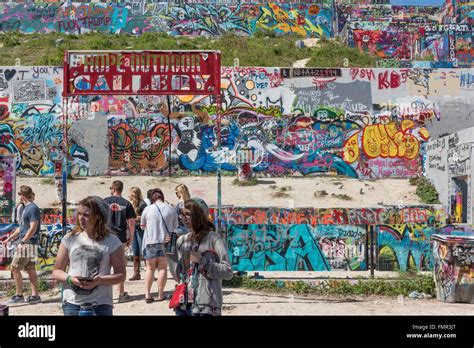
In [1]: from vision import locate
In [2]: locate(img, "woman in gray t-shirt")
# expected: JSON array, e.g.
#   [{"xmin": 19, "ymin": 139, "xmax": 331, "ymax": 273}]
[{"xmin": 53, "ymin": 196, "xmax": 126, "ymax": 316}]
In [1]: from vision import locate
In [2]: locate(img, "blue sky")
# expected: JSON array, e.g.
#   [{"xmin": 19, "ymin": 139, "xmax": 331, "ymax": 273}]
[{"xmin": 390, "ymin": 0, "xmax": 445, "ymax": 5}]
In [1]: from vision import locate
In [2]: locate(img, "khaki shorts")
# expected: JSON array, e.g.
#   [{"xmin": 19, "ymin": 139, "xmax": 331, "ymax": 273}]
[{"xmin": 11, "ymin": 255, "xmax": 36, "ymax": 270}]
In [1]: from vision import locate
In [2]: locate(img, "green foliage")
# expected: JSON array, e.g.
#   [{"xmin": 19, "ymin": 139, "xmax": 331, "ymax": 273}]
[
  {"xmin": 1, "ymin": 33, "xmax": 21, "ymax": 48},
  {"xmin": 409, "ymin": 176, "xmax": 440, "ymax": 204},
  {"xmin": 0, "ymin": 275, "xmax": 54, "ymax": 296},
  {"xmin": 38, "ymin": 276, "xmax": 51, "ymax": 292},
  {"xmin": 307, "ymin": 40, "xmax": 378, "ymax": 67},
  {"xmin": 0, "ymin": 32, "xmax": 378, "ymax": 68},
  {"xmin": 224, "ymin": 273, "xmax": 436, "ymax": 297}
]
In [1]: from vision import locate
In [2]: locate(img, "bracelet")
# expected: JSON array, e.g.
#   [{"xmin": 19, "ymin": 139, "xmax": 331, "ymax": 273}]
[{"xmin": 66, "ymin": 275, "xmax": 73, "ymax": 285}]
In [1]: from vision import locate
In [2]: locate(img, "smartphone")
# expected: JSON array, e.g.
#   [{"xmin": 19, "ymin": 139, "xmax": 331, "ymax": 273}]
[{"xmin": 76, "ymin": 276, "xmax": 94, "ymax": 282}]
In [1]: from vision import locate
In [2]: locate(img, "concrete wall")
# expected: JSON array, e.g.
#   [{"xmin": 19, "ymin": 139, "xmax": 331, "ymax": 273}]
[
  {"xmin": 0, "ymin": 205, "xmax": 458, "ymax": 272},
  {"xmin": 0, "ymin": 66, "xmax": 472, "ymax": 178},
  {"xmin": 425, "ymin": 126, "xmax": 474, "ymax": 224},
  {"xmin": 2, "ymin": 205, "xmax": 472, "ymax": 273}
]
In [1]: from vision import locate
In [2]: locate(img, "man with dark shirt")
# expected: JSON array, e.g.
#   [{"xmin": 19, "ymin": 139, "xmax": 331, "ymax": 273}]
[
  {"xmin": 2, "ymin": 186, "xmax": 41, "ymax": 304},
  {"xmin": 105, "ymin": 180, "xmax": 136, "ymax": 303}
]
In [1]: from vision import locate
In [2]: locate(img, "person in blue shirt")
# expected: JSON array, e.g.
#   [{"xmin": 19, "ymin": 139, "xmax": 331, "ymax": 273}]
[{"xmin": 2, "ymin": 186, "xmax": 41, "ymax": 304}]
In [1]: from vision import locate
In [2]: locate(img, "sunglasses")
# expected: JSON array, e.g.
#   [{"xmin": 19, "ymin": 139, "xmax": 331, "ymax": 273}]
[{"xmin": 180, "ymin": 213, "xmax": 192, "ymax": 220}]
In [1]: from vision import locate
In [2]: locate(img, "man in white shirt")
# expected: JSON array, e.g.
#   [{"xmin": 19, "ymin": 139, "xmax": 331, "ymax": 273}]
[{"xmin": 140, "ymin": 188, "xmax": 178, "ymax": 302}]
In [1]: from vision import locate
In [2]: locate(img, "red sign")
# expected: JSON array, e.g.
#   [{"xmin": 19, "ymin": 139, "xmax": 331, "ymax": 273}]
[{"xmin": 63, "ymin": 50, "xmax": 221, "ymax": 96}]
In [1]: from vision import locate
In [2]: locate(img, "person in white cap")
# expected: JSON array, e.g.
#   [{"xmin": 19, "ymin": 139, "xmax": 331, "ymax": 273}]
[{"xmin": 52, "ymin": 196, "xmax": 126, "ymax": 316}]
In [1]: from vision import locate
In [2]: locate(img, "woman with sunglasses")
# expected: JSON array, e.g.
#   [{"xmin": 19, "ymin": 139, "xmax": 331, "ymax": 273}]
[{"xmin": 166, "ymin": 198, "xmax": 233, "ymax": 316}]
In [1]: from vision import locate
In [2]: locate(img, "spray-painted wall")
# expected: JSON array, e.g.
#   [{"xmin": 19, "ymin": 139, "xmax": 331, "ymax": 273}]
[
  {"xmin": 425, "ymin": 126, "xmax": 474, "ymax": 224},
  {"xmin": 2, "ymin": 205, "xmax": 460, "ymax": 272},
  {"xmin": 0, "ymin": 66, "xmax": 472, "ymax": 178},
  {"xmin": 377, "ymin": 223, "xmax": 439, "ymax": 271},
  {"xmin": 0, "ymin": 66, "xmax": 91, "ymax": 176},
  {"xmin": 216, "ymin": 205, "xmax": 450, "ymax": 272},
  {"xmin": 2, "ymin": 205, "xmax": 473, "ymax": 273},
  {"xmin": 0, "ymin": 1, "xmax": 334, "ymax": 38},
  {"xmin": 0, "ymin": 208, "xmax": 76, "ymax": 271},
  {"xmin": 338, "ymin": 0, "xmax": 473, "ymax": 67},
  {"xmin": 432, "ymin": 234, "xmax": 474, "ymax": 303},
  {"xmin": 228, "ymin": 223, "xmax": 367, "ymax": 271}
]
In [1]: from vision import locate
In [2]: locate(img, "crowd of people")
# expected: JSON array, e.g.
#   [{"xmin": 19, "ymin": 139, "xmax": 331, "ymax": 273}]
[{"xmin": 3, "ymin": 181, "xmax": 233, "ymax": 316}]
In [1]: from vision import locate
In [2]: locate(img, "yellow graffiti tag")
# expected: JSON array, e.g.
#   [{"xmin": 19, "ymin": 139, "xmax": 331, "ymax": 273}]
[
  {"xmin": 343, "ymin": 121, "xmax": 426, "ymax": 163},
  {"xmin": 256, "ymin": 4, "xmax": 323, "ymax": 37}
]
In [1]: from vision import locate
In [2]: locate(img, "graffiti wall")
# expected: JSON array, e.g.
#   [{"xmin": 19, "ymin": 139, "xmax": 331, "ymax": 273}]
[
  {"xmin": 433, "ymin": 234, "xmax": 474, "ymax": 303},
  {"xmin": 3, "ymin": 204, "xmax": 471, "ymax": 273},
  {"xmin": 215, "ymin": 205, "xmax": 447, "ymax": 227},
  {"xmin": 108, "ymin": 115, "xmax": 171, "ymax": 174},
  {"xmin": 0, "ymin": 2, "xmax": 333, "ymax": 38},
  {"xmin": 0, "ymin": 66, "xmax": 91, "ymax": 176},
  {"xmin": 377, "ymin": 223, "xmax": 438, "ymax": 271},
  {"xmin": 212, "ymin": 205, "xmax": 469, "ymax": 272},
  {"xmin": 0, "ymin": 155, "xmax": 15, "ymax": 224},
  {"xmin": 0, "ymin": 208, "xmax": 76, "ymax": 271},
  {"xmin": 219, "ymin": 205, "xmax": 445, "ymax": 272},
  {"xmin": 425, "ymin": 127, "xmax": 474, "ymax": 225},
  {"xmin": 228, "ymin": 223, "xmax": 367, "ymax": 271},
  {"xmin": 1, "ymin": 66, "xmax": 472, "ymax": 178},
  {"xmin": 166, "ymin": 67, "xmax": 472, "ymax": 179},
  {"xmin": 337, "ymin": 1, "xmax": 473, "ymax": 67}
]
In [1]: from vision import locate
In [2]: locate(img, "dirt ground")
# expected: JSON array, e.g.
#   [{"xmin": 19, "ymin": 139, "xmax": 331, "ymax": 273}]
[
  {"xmin": 17, "ymin": 175, "xmax": 421, "ymax": 209},
  {"xmin": 1, "ymin": 266, "xmax": 473, "ymax": 315}
]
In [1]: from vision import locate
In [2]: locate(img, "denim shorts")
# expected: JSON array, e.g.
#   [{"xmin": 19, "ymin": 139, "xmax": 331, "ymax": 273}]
[
  {"xmin": 63, "ymin": 302, "xmax": 113, "ymax": 316},
  {"xmin": 143, "ymin": 243, "xmax": 165, "ymax": 259}
]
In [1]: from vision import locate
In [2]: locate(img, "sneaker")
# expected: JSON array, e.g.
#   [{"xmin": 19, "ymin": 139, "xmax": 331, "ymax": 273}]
[
  {"xmin": 8, "ymin": 294, "xmax": 24, "ymax": 304},
  {"xmin": 25, "ymin": 295, "xmax": 41, "ymax": 304},
  {"xmin": 118, "ymin": 292, "xmax": 130, "ymax": 303}
]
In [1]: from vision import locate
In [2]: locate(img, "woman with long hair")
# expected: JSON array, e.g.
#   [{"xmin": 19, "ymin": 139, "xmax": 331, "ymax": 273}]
[
  {"xmin": 167, "ymin": 184, "xmax": 192, "ymax": 282},
  {"xmin": 175, "ymin": 184, "xmax": 191, "ymax": 230},
  {"xmin": 166, "ymin": 198, "xmax": 233, "ymax": 316},
  {"xmin": 52, "ymin": 196, "xmax": 126, "ymax": 316},
  {"xmin": 128, "ymin": 187, "xmax": 147, "ymax": 281}
]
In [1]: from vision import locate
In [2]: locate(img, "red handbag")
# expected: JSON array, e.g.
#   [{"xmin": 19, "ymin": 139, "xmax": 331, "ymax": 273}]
[{"xmin": 169, "ymin": 283, "xmax": 187, "ymax": 309}]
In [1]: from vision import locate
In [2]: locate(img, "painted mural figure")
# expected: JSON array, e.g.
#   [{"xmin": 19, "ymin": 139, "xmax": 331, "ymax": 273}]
[{"xmin": 176, "ymin": 116, "xmax": 201, "ymax": 162}]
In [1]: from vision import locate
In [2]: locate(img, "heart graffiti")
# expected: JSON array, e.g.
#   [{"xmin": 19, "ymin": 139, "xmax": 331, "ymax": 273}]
[{"xmin": 4, "ymin": 69, "xmax": 16, "ymax": 81}]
